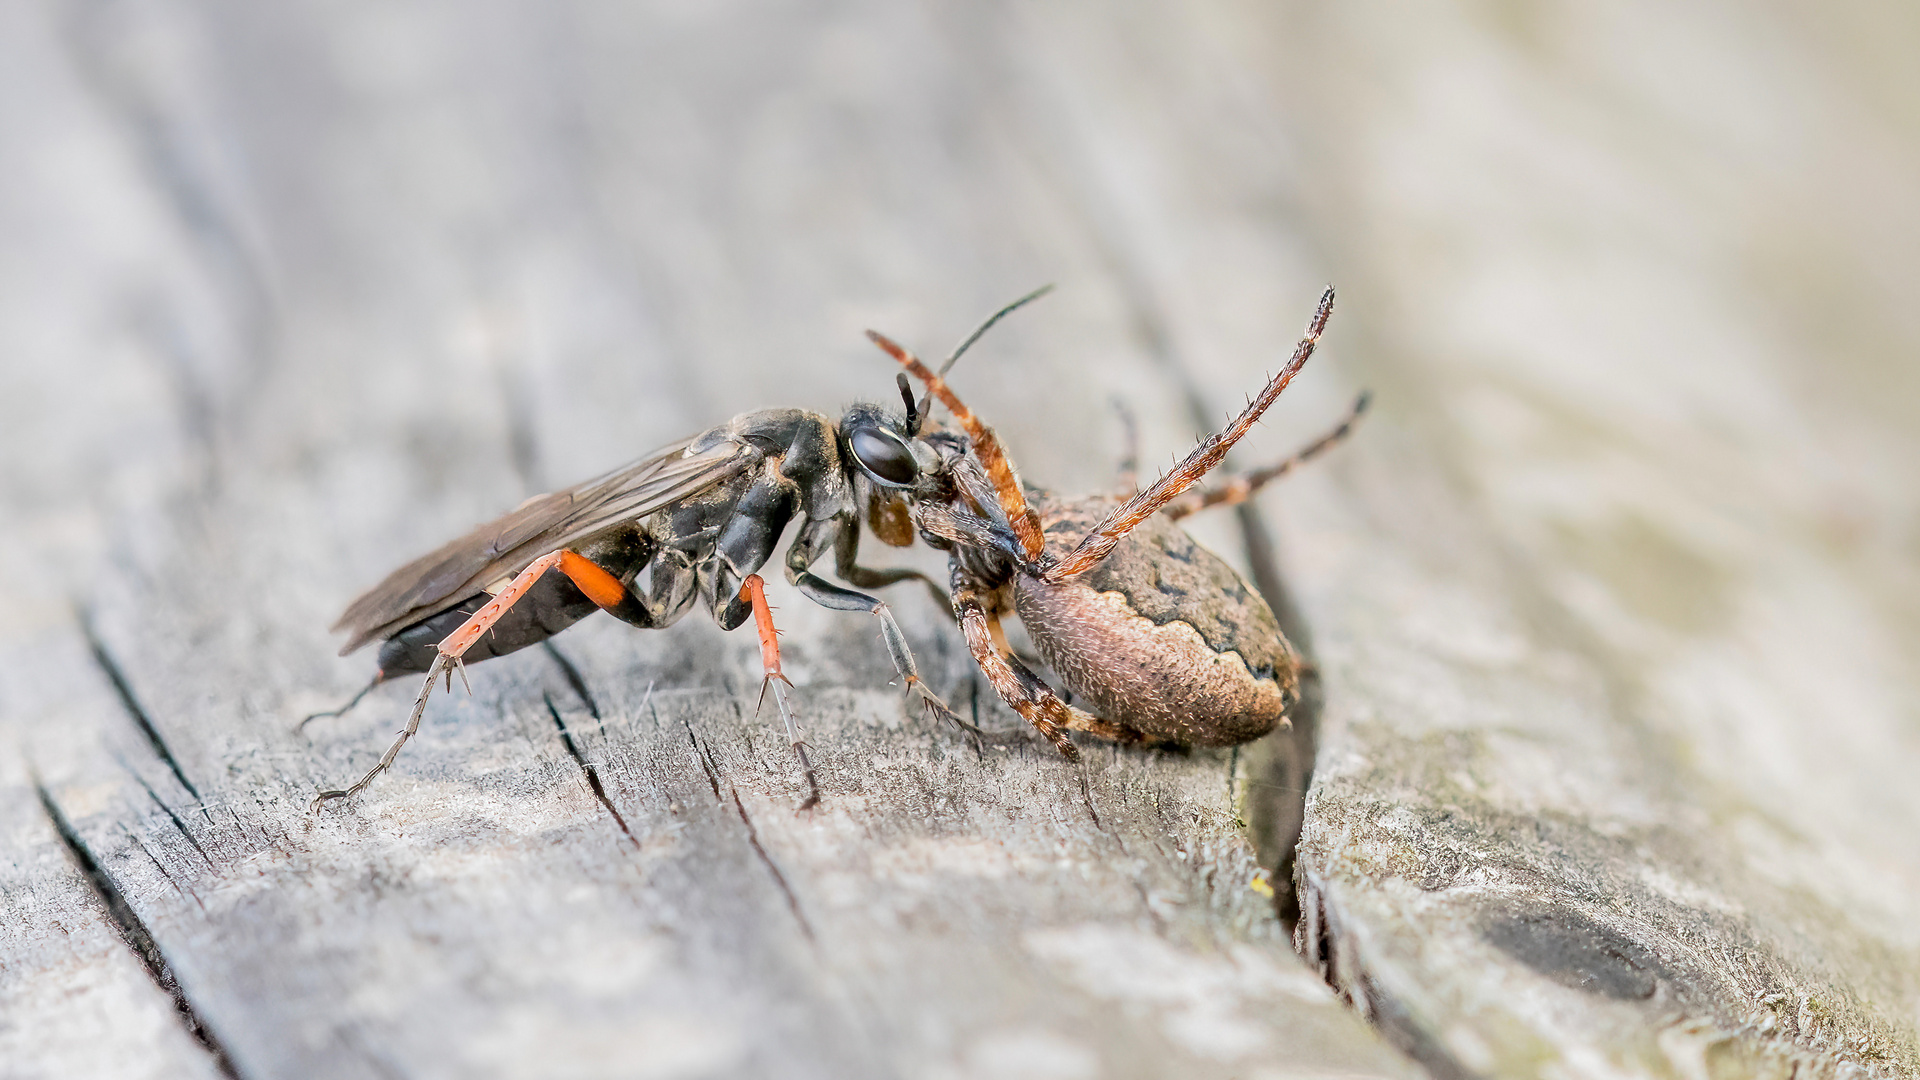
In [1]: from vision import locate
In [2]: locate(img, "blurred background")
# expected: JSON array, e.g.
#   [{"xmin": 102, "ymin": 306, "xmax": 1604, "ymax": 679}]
[
  {"xmin": 2, "ymin": 1, "xmax": 1917, "ymax": 1077},
  {"xmin": 4, "ymin": 0, "xmax": 1917, "ymax": 668}
]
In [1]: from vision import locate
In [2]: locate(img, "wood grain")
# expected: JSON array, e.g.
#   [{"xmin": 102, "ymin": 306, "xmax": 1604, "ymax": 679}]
[
  {"xmin": 4, "ymin": 1, "xmax": 1917, "ymax": 1079},
  {"xmin": 0, "ymin": 2, "xmax": 1403, "ymax": 1078}
]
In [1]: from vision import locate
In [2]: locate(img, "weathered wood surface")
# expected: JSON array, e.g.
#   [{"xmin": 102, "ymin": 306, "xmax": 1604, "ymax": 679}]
[
  {"xmin": 0, "ymin": 2, "xmax": 1406, "ymax": 1078},
  {"xmin": 1264, "ymin": 3, "xmax": 1920, "ymax": 1077},
  {"xmin": 4, "ymin": 2, "xmax": 1918, "ymax": 1080}
]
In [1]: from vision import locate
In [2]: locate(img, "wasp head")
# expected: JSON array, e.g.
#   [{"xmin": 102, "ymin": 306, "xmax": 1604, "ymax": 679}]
[{"xmin": 839, "ymin": 400, "xmax": 952, "ymax": 547}]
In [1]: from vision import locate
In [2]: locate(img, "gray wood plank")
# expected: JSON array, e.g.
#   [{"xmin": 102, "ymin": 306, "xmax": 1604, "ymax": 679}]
[
  {"xmin": 0, "ymin": 760, "xmax": 229, "ymax": 1080},
  {"xmin": 0, "ymin": 2, "xmax": 245, "ymax": 1071},
  {"xmin": 17, "ymin": 0, "xmax": 1916, "ymax": 1077},
  {"xmin": 1, "ymin": 1, "xmax": 1409, "ymax": 1078},
  {"xmin": 1254, "ymin": 0, "xmax": 1920, "ymax": 1076}
]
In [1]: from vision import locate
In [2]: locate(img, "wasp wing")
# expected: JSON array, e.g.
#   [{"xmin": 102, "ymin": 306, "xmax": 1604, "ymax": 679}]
[{"xmin": 333, "ymin": 435, "xmax": 757, "ymax": 654}]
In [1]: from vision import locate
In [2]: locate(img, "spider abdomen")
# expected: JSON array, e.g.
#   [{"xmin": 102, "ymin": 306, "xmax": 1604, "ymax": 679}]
[{"xmin": 1013, "ymin": 497, "xmax": 1298, "ymax": 746}]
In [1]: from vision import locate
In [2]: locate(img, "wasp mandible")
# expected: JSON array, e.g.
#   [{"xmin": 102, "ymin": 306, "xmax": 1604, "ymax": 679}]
[{"xmin": 311, "ymin": 287, "xmax": 1361, "ymax": 810}]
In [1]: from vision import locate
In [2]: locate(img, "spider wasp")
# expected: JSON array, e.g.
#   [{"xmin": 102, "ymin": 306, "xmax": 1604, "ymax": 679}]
[{"xmin": 310, "ymin": 287, "xmax": 1361, "ymax": 810}]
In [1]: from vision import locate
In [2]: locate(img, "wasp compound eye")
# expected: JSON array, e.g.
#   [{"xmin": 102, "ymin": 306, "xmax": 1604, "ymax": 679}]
[{"xmin": 850, "ymin": 426, "xmax": 919, "ymax": 487}]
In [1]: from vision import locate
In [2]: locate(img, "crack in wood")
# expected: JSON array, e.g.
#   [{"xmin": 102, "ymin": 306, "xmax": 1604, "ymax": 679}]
[
  {"xmin": 120, "ymin": 757, "xmax": 213, "ymax": 868},
  {"xmin": 128, "ymin": 830, "xmax": 207, "ymax": 913},
  {"xmin": 543, "ymin": 693, "xmax": 637, "ymax": 846},
  {"xmin": 79, "ymin": 607, "xmax": 201, "ymax": 802},
  {"xmin": 1300, "ymin": 871, "xmax": 1475, "ymax": 1080},
  {"xmin": 682, "ymin": 717, "xmax": 724, "ymax": 802},
  {"xmin": 1226, "ymin": 435, "xmax": 1320, "ymax": 936},
  {"xmin": 727, "ymin": 786, "xmax": 814, "ymax": 940},
  {"xmin": 1089, "ymin": 285, "xmax": 1323, "ymax": 936},
  {"xmin": 129, "ymin": 832, "xmax": 184, "ymax": 896},
  {"xmin": 1042, "ymin": 191, "xmax": 1327, "ymax": 940},
  {"xmin": 1076, "ymin": 766, "xmax": 1104, "ymax": 830},
  {"xmin": 35, "ymin": 777, "xmax": 243, "ymax": 1079}
]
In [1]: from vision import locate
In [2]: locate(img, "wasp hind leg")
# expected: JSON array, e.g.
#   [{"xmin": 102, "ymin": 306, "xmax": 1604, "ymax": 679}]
[
  {"xmin": 297, "ymin": 675, "xmax": 382, "ymax": 734},
  {"xmin": 312, "ymin": 548, "xmax": 658, "ymax": 810}
]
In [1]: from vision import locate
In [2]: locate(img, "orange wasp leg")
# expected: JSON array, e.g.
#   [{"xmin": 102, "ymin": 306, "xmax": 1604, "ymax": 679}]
[
  {"xmin": 739, "ymin": 573, "xmax": 821, "ymax": 810},
  {"xmin": 312, "ymin": 548, "xmax": 640, "ymax": 809}
]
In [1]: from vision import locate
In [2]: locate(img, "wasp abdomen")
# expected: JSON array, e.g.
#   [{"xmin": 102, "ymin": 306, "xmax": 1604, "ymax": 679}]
[{"xmin": 1013, "ymin": 497, "xmax": 1297, "ymax": 746}]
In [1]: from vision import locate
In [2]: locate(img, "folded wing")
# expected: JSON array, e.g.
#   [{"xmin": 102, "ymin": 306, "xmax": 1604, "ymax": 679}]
[{"xmin": 332, "ymin": 436, "xmax": 757, "ymax": 653}]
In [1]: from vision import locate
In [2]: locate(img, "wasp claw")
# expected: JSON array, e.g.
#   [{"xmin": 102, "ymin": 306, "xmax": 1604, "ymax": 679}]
[{"xmin": 755, "ymin": 672, "xmax": 794, "ymax": 715}]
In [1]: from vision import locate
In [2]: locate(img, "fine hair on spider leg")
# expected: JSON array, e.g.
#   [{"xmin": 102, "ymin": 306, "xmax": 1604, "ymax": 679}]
[
  {"xmin": 1162, "ymin": 390, "xmax": 1370, "ymax": 520},
  {"xmin": 1045, "ymin": 286, "xmax": 1336, "ymax": 580}
]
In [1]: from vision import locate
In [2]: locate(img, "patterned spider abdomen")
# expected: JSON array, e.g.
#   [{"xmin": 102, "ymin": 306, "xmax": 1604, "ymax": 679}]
[{"xmin": 1014, "ymin": 496, "xmax": 1298, "ymax": 746}]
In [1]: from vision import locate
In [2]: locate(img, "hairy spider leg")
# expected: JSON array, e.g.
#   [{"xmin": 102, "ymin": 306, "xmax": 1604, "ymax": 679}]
[
  {"xmin": 1046, "ymin": 287, "xmax": 1336, "ymax": 581},
  {"xmin": 1162, "ymin": 391, "xmax": 1370, "ymax": 521},
  {"xmin": 738, "ymin": 573, "xmax": 820, "ymax": 810},
  {"xmin": 951, "ymin": 576, "xmax": 1146, "ymax": 760},
  {"xmin": 311, "ymin": 548, "xmax": 645, "ymax": 809},
  {"xmin": 954, "ymin": 584, "xmax": 1077, "ymax": 759},
  {"xmin": 867, "ymin": 330, "xmax": 1047, "ymax": 561}
]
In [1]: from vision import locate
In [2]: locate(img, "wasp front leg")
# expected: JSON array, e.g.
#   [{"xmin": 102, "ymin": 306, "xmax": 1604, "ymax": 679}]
[
  {"xmin": 832, "ymin": 514, "xmax": 949, "ymax": 614},
  {"xmin": 783, "ymin": 517, "xmax": 962, "ymax": 732}
]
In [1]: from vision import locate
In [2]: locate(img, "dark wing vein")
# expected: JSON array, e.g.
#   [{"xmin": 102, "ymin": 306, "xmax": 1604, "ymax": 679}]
[{"xmin": 332, "ymin": 436, "xmax": 756, "ymax": 654}]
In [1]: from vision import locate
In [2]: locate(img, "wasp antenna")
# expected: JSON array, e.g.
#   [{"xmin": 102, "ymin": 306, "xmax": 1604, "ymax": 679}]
[
  {"xmin": 915, "ymin": 284, "xmax": 1057, "ymax": 424},
  {"xmin": 937, "ymin": 284, "xmax": 1055, "ymax": 377},
  {"xmin": 867, "ymin": 330, "xmax": 1047, "ymax": 561},
  {"xmin": 896, "ymin": 371, "xmax": 921, "ymax": 436}
]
